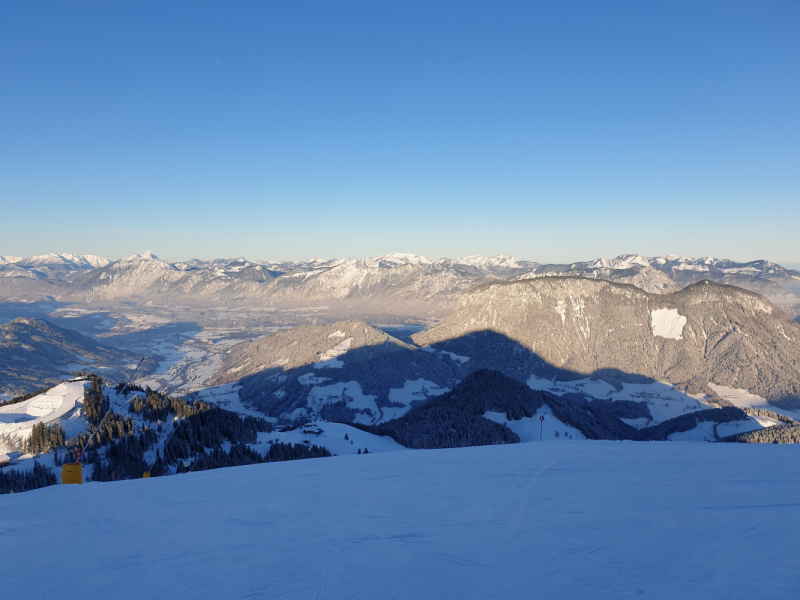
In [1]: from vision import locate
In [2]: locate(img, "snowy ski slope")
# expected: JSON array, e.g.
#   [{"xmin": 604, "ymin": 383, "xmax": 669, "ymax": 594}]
[
  {"xmin": 0, "ymin": 380, "xmax": 88, "ymax": 443},
  {"xmin": 3, "ymin": 441, "xmax": 800, "ymax": 599}
]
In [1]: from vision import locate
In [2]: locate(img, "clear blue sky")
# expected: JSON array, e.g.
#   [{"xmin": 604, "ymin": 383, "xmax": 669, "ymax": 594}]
[{"xmin": 1, "ymin": 1, "xmax": 798, "ymax": 264}]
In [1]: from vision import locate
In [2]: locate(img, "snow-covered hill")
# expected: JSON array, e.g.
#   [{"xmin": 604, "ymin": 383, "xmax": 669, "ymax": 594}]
[{"xmin": 3, "ymin": 441, "xmax": 800, "ymax": 599}]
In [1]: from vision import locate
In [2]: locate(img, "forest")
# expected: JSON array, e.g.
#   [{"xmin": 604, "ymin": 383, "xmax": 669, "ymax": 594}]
[
  {"xmin": 1, "ymin": 377, "xmax": 330, "ymax": 493},
  {"xmin": 346, "ymin": 370, "xmax": 752, "ymax": 448}
]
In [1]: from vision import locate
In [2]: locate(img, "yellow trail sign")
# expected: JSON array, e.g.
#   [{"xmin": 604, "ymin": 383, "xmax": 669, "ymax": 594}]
[
  {"xmin": 61, "ymin": 463, "xmax": 83, "ymax": 485},
  {"xmin": 143, "ymin": 472, "xmax": 151, "ymax": 478}
]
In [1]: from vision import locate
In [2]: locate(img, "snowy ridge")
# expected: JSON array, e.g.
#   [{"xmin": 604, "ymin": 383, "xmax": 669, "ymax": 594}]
[{"xmin": 1, "ymin": 250, "xmax": 798, "ymax": 321}]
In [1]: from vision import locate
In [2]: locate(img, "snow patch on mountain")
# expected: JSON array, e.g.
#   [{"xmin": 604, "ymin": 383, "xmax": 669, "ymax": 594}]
[
  {"xmin": 388, "ymin": 379, "xmax": 448, "ymax": 406},
  {"xmin": 444, "ymin": 351, "xmax": 470, "ymax": 363},
  {"xmin": 265, "ymin": 421, "xmax": 406, "ymax": 455},
  {"xmin": 525, "ymin": 374, "xmax": 715, "ymax": 425},
  {"xmin": 375, "ymin": 252, "xmax": 432, "ymax": 266},
  {"xmin": 667, "ymin": 420, "xmax": 717, "ymax": 441},
  {"xmin": 650, "ymin": 308, "xmax": 687, "ymax": 339},
  {"xmin": 313, "ymin": 338, "xmax": 352, "ymax": 368},
  {"xmin": 121, "ymin": 250, "xmax": 160, "ymax": 262}
]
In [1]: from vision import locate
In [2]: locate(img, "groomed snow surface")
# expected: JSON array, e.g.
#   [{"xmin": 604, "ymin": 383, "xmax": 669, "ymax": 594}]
[
  {"xmin": 4, "ymin": 442, "xmax": 800, "ymax": 599},
  {"xmin": 0, "ymin": 381, "xmax": 88, "ymax": 442}
]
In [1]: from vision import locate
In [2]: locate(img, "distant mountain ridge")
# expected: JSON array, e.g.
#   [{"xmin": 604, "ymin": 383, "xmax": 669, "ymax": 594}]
[
  {"xmin": 1, "ymin": 251, "xmax": 798, "ymax": 322},
  {"xmin": 0, "ymin": 253, "xmax": 109, "ymax": 281},
  {"xmin": 522, "ymin": 254, "xmax": 800, "ymax": 307}
]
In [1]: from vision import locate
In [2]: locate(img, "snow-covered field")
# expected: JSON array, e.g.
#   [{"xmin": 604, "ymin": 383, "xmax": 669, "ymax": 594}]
[
  {"xmin": 265, "ymin": 421, "xmax": 406, "ymax": 455},
  {"xmin": 708, "ymin": 383, "xmax": 798, "ymax": 419},
  {"xmin": 259, "ymin": 376, "xmax": 449, "ymax": 424},
  {"xmin": 3, "ymin": 441, "xmax": 800, "ymax": 599},
  {"xmin": 484, "ymin": 405, "xmax": 587, "ymax": 441},
  {"xmin": 527, "ymin": 374, "xmax": 714, "ymax": 425}
]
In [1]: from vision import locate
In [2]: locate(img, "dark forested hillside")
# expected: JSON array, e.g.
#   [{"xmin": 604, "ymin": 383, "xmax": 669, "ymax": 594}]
[{"xmin": 349, "ymin": 370, "xmax": 751, "ymax": 449}]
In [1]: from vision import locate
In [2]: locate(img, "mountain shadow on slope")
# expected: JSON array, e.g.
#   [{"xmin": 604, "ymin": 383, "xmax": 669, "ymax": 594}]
[
  {"xmin": 218, "ymin": 321, "xmax": 461, "ymax": 421},
  {"xmin": 347, "ymin": 370, "xmax": 749, "ymax": 449},
  {"xmin": 211, "ymin": 281, "xmax": 800, "ymax": 426},
  {"xmin": 224, "ymin": 322, "xmax": 671, "ymax": 424},
  {"xmin": 221, "ymin": 320, "xmax": 775, "ymax": 430}
]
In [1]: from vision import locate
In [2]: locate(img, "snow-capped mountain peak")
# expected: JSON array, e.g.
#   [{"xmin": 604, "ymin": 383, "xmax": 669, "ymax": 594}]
[
  {"xmin": 374, "ymin": 252, "xmax": 433, "ymax": 266},
  {"xmin": 21, "ymin": 253, "xmax": 111, "ymax": 268},
  {"xmin": 456, "ymin": 255, "xmax": 523, "ymax": 269},
  {"xmin": 121, "ymin": 251, "xmax": 160, "ymax": 262}
]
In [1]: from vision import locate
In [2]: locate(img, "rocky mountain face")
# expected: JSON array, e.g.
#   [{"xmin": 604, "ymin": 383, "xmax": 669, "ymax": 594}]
[
  {"xmin": 412, "ymin": 278, "xmax": 800, "ymax": 406},
  {"xmin": 1, "ymin": 251, "xmax": 798, "ymax": 323},
  {"xmin": 0, "ymin": 318, "xmax": 154, "ymax": 395}
]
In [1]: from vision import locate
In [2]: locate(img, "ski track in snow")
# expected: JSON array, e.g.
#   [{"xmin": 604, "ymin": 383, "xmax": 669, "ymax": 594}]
[{"xmin": 3, "ymin": 442, "xmax": 800, "ymax": 599}]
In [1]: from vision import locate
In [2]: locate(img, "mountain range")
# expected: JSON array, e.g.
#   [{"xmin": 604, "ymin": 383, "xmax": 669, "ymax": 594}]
[
  {"xmin": 1, "ymin": 251, "xmax": 798, "ymax": 323},
  {"xmin": 207, "ymin": 278, "xmax": 800, "ymax": 425},
  {"xmin": 0, "ymin": 254, "xmax": 109, "ymax": 281}
]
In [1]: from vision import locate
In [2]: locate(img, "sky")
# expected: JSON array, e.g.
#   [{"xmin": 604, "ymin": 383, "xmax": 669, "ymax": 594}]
[{"xmin": 1, "ymin": 1, "xmax": 798, "ymax": 264}]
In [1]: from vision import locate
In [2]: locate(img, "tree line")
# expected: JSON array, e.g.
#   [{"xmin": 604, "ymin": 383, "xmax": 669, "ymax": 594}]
[{"xmin": 2, "ymin": 377, "xmax": 330, "ymax": 493}]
